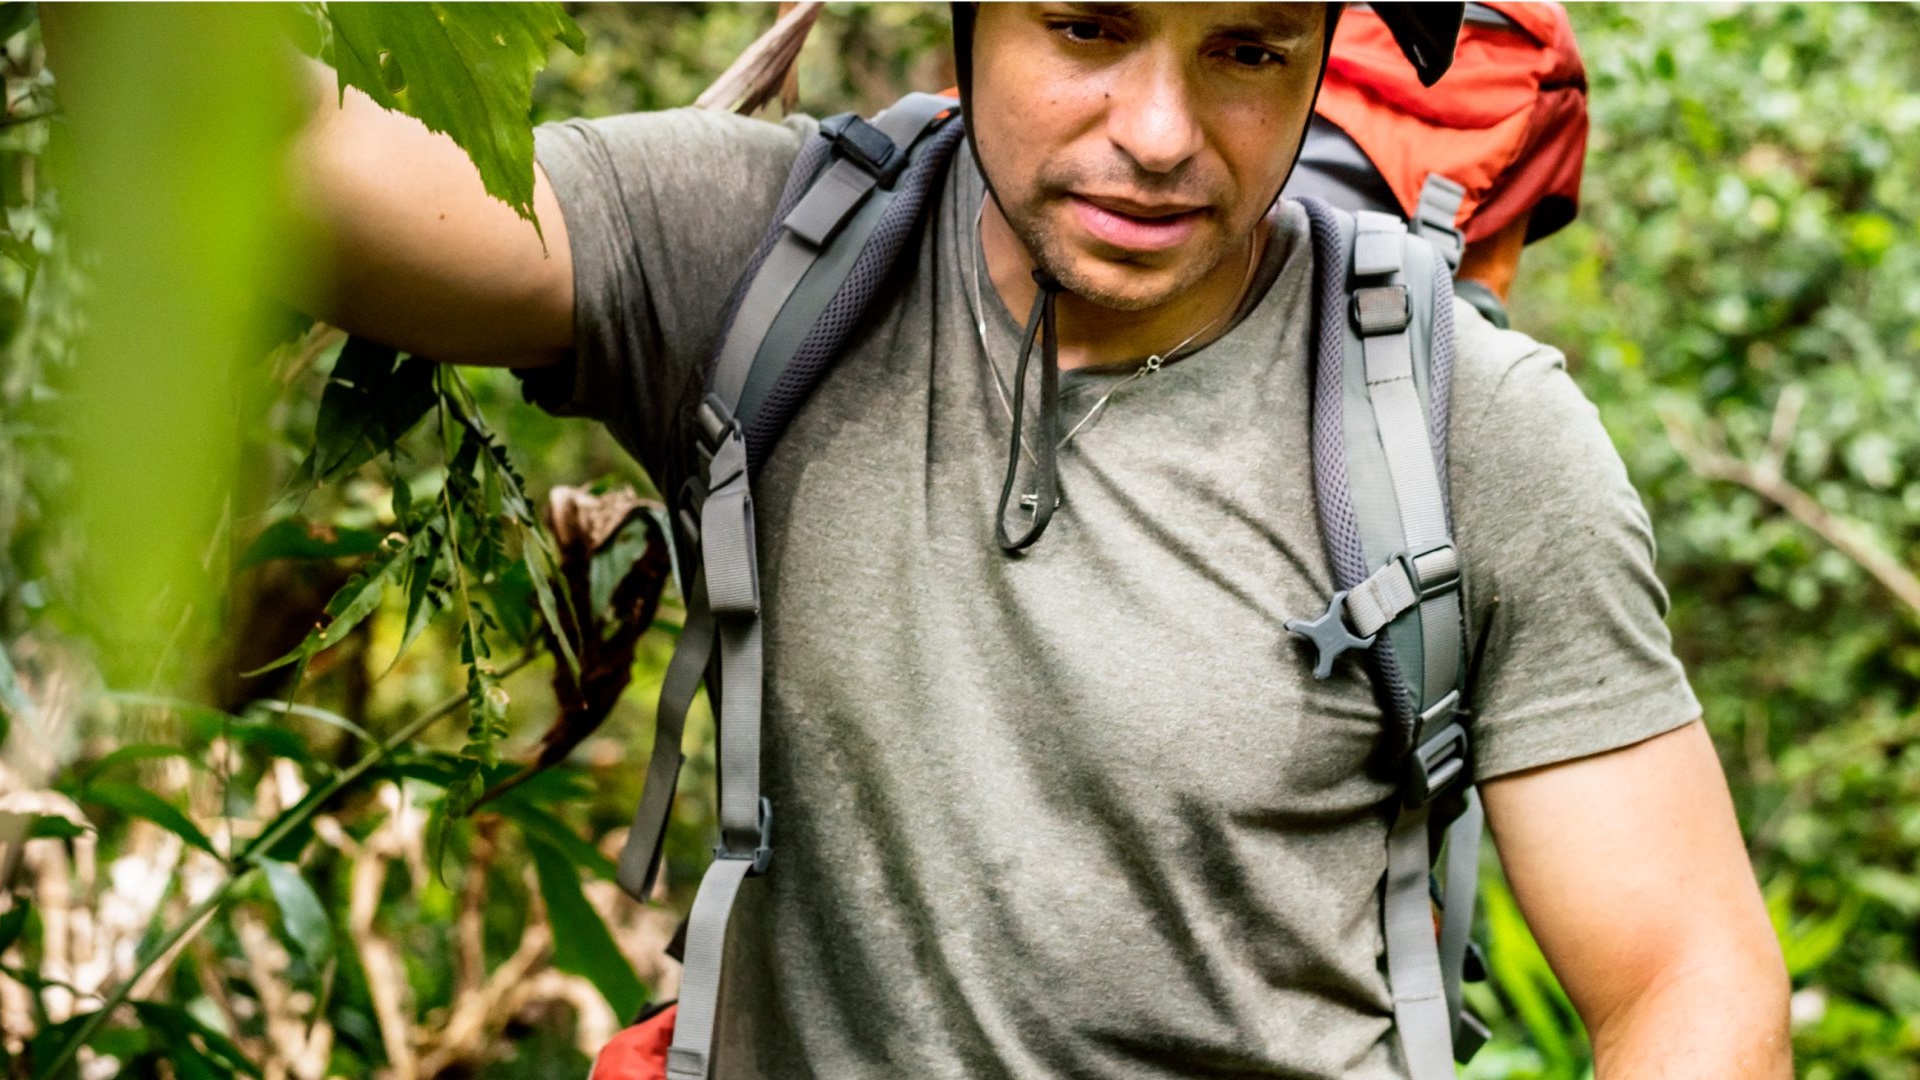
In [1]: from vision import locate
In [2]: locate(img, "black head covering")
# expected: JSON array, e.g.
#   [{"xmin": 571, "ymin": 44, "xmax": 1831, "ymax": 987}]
[{"xmin": 950, "ymin": 3, "xmax": 1466, "ymax": 99}]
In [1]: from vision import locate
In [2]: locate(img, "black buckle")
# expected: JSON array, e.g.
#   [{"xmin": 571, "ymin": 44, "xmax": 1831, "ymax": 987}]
[
  {"xmin": 1350, "ymin": 284, "xmax": 1411, "ymax": 336},
  {"xmin": 715, "ymin": 796, "xmax": 774, "ymax": 877},
  {"xmin": 819, "ymin": 113, "xmax": 907, "ymax": 187},
  {"xmin": 1396, "ymin": 541, "xmax": 1460, "ymax": 602},
  {"xmin": 1406, "ymin": 718, "xmax": 1469, "ymax": 807}
]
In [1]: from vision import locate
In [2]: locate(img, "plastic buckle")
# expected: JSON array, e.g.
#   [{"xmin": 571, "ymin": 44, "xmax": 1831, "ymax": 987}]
[
  {"xmin": 1285, "ymin": 589, "xmax": 1378, "ymax": 680},
  {"xmin": 715, "ymin": 797, "xmax": 774, "ymax": 877},
  {"xmin": 819, "ymin": 113, "xmax": 907, "ymax": 187},
  {"xmin": 1396, "ymin": 541, "xmax": 1460, "ymax": 602},
  {"xmin": 1350, "ymin": 284, "xmax": 1411, "ymax": 336},
  {"xmin": 1406, "ymin": 716, "xmax": 1469, "ymax": 807}
]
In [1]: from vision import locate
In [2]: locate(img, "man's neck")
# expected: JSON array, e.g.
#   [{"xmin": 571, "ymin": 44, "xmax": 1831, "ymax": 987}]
[{"xmin": 980, "ymin": 197, "xmax": 1263, "ymax": 372}]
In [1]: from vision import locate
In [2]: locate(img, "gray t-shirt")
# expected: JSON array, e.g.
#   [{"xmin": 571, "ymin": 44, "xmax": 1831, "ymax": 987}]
[{"xmin": 519, "ymin": 107, "xmax": 1701, "ymax": 1080}]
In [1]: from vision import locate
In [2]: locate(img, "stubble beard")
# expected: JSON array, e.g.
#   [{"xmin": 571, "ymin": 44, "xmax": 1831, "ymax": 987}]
[{"xmin": 1000, "ymin": 191, "xmax": 1236, "ymax": 314}]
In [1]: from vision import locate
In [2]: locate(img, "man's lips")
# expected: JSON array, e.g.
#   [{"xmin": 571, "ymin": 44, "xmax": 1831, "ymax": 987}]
[{"xmin": 1069, "ymin": 194, "xmax": 1205, "ymax": 253}]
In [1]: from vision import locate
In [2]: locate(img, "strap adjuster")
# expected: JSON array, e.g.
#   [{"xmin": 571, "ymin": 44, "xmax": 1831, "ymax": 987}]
[
  {"xmin": 1397, "ymin": 542, "xmax": 1461, "ymax": 602},
  {"xmin": 715, "ymin": 797, "xmax": 774, "ymax": 876},
  {"xmin": 1351, "ymin": 285, "xmax": 1411, "ymax": 336},
  {"xmin": 1406, "ymin": 713, "xmax": 1469, "ymax": 807},
  {"xmin": 819, "ymin": 113, "xmax": 907, "ymax": 186}
]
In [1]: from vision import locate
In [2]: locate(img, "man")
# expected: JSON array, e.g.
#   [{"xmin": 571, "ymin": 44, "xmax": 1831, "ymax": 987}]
[{"xmin": 289, "ymin": 4, "xmax": 1789, "ymax": 1077}]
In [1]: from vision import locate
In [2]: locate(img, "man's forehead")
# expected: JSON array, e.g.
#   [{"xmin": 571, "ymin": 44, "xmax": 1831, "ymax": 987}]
[{"xmin": 1052, "ymin": 2, "xmax": 1324, "ymax": 38}]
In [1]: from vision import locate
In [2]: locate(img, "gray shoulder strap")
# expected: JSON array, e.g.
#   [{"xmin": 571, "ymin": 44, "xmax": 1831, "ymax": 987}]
[
  {"xmin": 606, "ymin": 93, "xmax": 960, "ymax": 1080},
  {"xmin": 1286, "ymin": 197, "xmax": 1484, "ymax": 1077},
  {"xmin": 1413, "ymin": 173, "xmax": 1466, "ymax": 270}
]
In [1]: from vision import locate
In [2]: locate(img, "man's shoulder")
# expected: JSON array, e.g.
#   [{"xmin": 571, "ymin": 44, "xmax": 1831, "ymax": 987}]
[
  {"xmin": 1443, "ymin": 297, "xmax": 1620, "ymax": 493},
  {"xmin": 534, "ymin": 106, "xmax": 819, "ymax": 193}
]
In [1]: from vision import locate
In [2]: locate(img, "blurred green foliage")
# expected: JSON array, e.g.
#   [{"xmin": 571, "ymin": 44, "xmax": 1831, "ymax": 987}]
[{"xmin": 0, "ymin": 3, "xmax": 1916, "ymax": 1078}]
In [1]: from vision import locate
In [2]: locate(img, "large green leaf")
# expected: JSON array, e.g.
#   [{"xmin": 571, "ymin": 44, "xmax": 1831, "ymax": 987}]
[
  {"xmin": 323, "ymin": 3, "xmax": 584, "ymax": 232},
  {"xmin": 236, "ymin": 517, "xmax": 382, "ymax": 570},
  {"xmin": 80, "ymin": 781, "xmax": 217, "ymax": 857},
  {"xmin": 243, "ymin": 530, "xmax": 419, "ymax": 677},
  {"xmin": 260, "ymin": 858, "xmax": 334, "ymax": 966},
  {"xmin": 499, "ymin": 796, "xmax": 617, "ymax": 883},
  {"xmin": 298, "ymin": 337, "xmax": 436, "ymax": 486},
  {"xmin": 526, "ymin": 836, "xmax": 644, "ymax": 1020}
]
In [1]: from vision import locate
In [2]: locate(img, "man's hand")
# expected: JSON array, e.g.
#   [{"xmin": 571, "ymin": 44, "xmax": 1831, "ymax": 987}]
[{"xmin": 1481, "ymin": 720, "xmax": 1791, "ymax": 1078}]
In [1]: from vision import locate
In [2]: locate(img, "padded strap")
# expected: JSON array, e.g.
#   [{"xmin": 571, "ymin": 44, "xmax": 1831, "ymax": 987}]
[
  {"xmin": 710, "ymin": 93, "xmax": 958, "ymax": 423},
  {"xmin": 660, "ymin": 95, "xmax": 962, "ymax": 1080},
  {"xmin": 1413, "ymin": 174, "xmax": 1466, "ymax": 270},
  {"xmin": 1295, "ymin": 197, "xmax": 1482, "ymax": 1076}
]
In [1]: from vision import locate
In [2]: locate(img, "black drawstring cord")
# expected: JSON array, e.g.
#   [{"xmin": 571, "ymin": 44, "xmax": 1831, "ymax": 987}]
[{"xmin": 996, "ymin": 269, "xmax": 1064, "ymax": 552}]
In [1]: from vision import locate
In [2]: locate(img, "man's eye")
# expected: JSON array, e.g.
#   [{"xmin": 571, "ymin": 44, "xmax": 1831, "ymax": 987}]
[
  {"xmin": 1060, "ymin": 21, "xmax": 1108, "ymax": 43},
  {"xmin": 1227, "ymin": 43, "xmax": 1283, "ymax": 68}
]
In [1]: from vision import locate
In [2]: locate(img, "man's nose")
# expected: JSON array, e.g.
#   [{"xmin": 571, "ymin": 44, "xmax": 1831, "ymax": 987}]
[{"xmin": 1103, "ymin": 52, "xmax": 1206, "ymax": 175}]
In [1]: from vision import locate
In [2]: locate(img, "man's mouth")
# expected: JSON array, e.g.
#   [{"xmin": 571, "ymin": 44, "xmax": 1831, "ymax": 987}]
[{"xmin": 1068, "ymin": 194, "xmax": 1206, "ymax": 253}]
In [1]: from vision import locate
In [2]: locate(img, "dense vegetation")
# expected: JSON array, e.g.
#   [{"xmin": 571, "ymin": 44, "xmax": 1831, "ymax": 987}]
[{"xmin": 0, "ymin": 4, "xmax": 1914, "ymax": 1078}]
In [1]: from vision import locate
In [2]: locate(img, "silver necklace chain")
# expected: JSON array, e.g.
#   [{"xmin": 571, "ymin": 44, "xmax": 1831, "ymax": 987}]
[{"xmin": 968, "ymin": 200, "xmax": 1257, "ymax": 464}]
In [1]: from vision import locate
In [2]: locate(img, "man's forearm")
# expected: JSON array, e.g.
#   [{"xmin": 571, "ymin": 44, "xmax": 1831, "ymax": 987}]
[{"xmin": 1587, "ymin": 951, "xmax": 1791, "ymax": 1080}]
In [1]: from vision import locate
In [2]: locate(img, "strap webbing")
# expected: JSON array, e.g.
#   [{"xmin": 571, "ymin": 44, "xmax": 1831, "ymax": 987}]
[
  {"xmin": 615, "ymin": 570, "xmax": 716, "ymax": 901},
  {"xmin": 663, "ymin": 856, "xmax": 754, "ymax": 1080},
  {"xmin": 1384, "ymin": 803, "xmax": 1453, "ymax": 1080},
  {"xmin": 1438, "ymin": 790, "xmax": 1485, "ymax": 1037}
]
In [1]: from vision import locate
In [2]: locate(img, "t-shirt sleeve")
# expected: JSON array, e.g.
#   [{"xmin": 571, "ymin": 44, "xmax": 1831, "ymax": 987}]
[
  {"xmin": 1447, "ymin": 301, "xmax": 1703, "ymax": 781},
  {"xmin": 512, "ymin": 108, "xmax": 817, "ymax": 482}
]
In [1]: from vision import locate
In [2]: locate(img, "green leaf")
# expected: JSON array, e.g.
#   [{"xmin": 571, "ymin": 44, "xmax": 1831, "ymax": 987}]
[
  {"xmin": 242, "ymin": 532, "xmax": 417, "ymax": 677},
  {"xmin": 259, "ymin": 858, "xmax": 333, "ymax": 965},
  {"xmin": 1781, "ymin": 893, "xmax": 1864, "ymax": 978},
  {"xmin": 499, "ymin": 797, "xmax": 617, "ymax": 882},
  {"xmin": 385, "ymin": 536, "xmax": 445, "ymax": 678},
  {"xmin": 251, "ymin": 700, "xmax": 376, "ymax": 749},
  {"xmin": 130, "ymin": 1000, "xmax": 260, "ymax": 1078},
  {"xmin": 0, "ymin": 4, "xmax": 39, "ymax": 42},
  {"xmin": 521, "ymin": 527, "xmax": 580, "ymax": 678},
  {"xmin": 74, "ymin": 743, "xmax": 206, "ymax": 788},
  {"xmin": 527, "ymin": 836, "xmax": 644, "ymax": 1019},
  {"xmin": 23, "ymin": 815, "xmax": 89, "ymax": 841},
  {"xmin": 298, "ymin": 337, "xmax": 436, "ymax": 486},
  {"xmin": 0, "ymin": 898, "xmax": 29, "ymax": 954},
  {"xmin": 81, "ymin": 780, "xmax": 217, "ymax": 857},
  {"xmin": 237, "ymin": 517, "xmax": 382, "ymax": 570},
  {"xmin": 323, "ymin": 3, "xmax": 584, "ymax": 232}
]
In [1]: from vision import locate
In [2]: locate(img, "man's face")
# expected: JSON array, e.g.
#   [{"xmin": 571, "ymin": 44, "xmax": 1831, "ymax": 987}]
[{"xmin": 969, "ymin": 3, "xmax": 1326, "ymax": 312}]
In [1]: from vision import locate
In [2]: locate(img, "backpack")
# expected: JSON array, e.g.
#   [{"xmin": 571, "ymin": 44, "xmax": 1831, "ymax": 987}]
[
  {"xmin": 591, "ymin": 91, "xmax": 1488, "ymax": 1080},
  {"xmin": 1286, "ymin": 0, "xmax": 1589, "ymax": 329}
]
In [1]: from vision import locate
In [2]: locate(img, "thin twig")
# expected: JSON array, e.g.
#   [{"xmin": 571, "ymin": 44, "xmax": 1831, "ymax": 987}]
[
  {"xmin": 694, "ymin": 1, "xmax": 823, "ymax": 114},
  {"xmin": 1663, "ymin": 404, "xmax": 1920, "ymax": 618}
]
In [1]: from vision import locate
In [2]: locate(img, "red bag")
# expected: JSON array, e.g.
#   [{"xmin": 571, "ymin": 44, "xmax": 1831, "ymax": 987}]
[
  {"xmin": 588, "ymin": 1003, "xmax": 676, "ymax": 1080},
  {"xmin": 1315, "ymin": 1, "xmax": 1588, "ymax": 245}
]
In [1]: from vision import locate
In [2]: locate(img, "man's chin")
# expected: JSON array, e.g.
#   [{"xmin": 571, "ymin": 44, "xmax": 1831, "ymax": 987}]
[{"xmin": 1047, "ymin": 250, "xmax": 1203, "ymax": 313}]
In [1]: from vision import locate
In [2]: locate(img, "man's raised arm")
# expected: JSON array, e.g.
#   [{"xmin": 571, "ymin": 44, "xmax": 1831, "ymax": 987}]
[
  {"xmin": 41, "ymin": 4, "xmax": 577, "ymax": 369},
  {"xmin": 281, "ymin": 55, "xmax": 574, "ymax": 369}
]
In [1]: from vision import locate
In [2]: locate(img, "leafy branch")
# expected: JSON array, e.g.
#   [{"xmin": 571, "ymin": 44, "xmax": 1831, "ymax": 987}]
[{"xmin": 1662, "ymin": 386, "xmax": 1920, "ymax": 618}]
